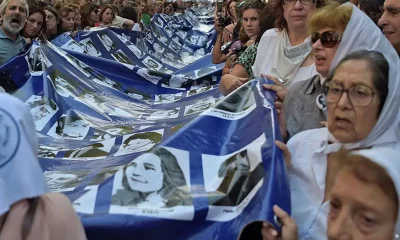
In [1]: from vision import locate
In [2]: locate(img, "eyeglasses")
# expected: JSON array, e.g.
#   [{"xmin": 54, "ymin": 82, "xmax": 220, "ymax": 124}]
[
  {"xmin": 311, "ymin": 31, "xmax": 342, "ymax": 48},
  {"xmin": 323, "ymin": 81, "xmax": 377, "ymax": 107},
  {"xmin": 283, "ymin": 0, "xmax": 315, "ymax": 5},
  {"xmin": 46, "ymin": 14, "xmax": 55, "ymax": 20}
]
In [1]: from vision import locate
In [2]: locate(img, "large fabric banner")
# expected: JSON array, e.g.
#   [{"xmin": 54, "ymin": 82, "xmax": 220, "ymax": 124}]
[{"xmin": 1, "ymin": 8, "xmax": 290, "ymax": 240}]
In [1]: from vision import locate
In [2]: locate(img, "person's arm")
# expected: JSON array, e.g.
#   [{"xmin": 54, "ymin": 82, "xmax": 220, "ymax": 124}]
[
  {"xmin": 223, "ymin": 24, "xmax": 233, "ymax": 43},
  {"xmin": 219, "ymin": 74, "xmax": 248, "ymax": 96},
  {"xmin": 230, "ymin": 63, "xmax": 249, "ymax": 79},
  {"xmin": 212, "ymin": 20, "xmax": 227, "ymax": 64},
  {"xmin": 122, "ymin": 19, "xmax": 135, "ymax": 29},
  {"xmin": 44, "ymin": 193, "xmax": 87, "ymax": 240}
]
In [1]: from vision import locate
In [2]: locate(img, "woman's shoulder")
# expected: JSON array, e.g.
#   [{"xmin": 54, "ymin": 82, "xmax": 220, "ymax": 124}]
[
  {"xmin": 40, "ymin": 193, "xmax": 87, "ymax": 240},
  {"xmin": 260, "ymin": 28, "xmax": 280, "ymax": 40},
  {"xmin": 287, "ymin": 128, "xmax": 327, "ymax": 153}
]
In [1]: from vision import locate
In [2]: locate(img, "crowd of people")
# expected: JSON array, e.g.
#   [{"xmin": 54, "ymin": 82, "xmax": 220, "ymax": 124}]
[
  {"xmin": 212, "ymin": 0, "xmax": 400, "ymax": 238},
  {"xmin": 0, "ymin": 0, "xmax": 202, "ymax": 67},
  {"xmin": 0, "ymin": 0, "xmax": 400, "ymax": 238}
]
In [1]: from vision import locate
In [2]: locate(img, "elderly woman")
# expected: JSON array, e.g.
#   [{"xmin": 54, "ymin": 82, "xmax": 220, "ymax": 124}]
[
  {"xmin": 264, "ymin": 46, "xmax": 400, "ymax": 238},
  {"xmin": 22, "ymin": 6, "xmax": 46, "ymax": 42},
  {"xmin": 267, "ymin": 3, "xmax": 391, "ymax": 140}
]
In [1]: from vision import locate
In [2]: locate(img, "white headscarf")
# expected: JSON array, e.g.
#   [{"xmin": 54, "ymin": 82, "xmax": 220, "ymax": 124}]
[
  {"xmin": 324, "ymin": 4, "xmax": 400, "ymax": 153},
  {"xmin": 353, "ymin": 144, "xmax": 400, "ymax": 235},
  {"xmin": 0, "ymin": 93, "xmax": 47, "ymax": 215}
]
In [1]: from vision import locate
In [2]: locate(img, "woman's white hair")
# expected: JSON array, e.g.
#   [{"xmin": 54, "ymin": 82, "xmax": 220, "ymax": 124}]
[{"xmin": 0, "ymin": 0, "xmax": 29, "ymax": 17}]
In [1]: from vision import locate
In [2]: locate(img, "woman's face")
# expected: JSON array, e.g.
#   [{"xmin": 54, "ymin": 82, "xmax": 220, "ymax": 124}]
[
  {"xmin": 242, "ymin": 9, "xmax": 260, "ymax": 38},
  {"xmin": 125, "ymin": 153, "xmax": 164, "ymax": 193},
  {"xmin": 155, "ymin": 2, "xmax": 163, "ymax": 13},
  {"xmin": 61, "ymin": 12, "xmax": 76, "ymax": 31},
  {"xmin": 165, "ymin": 4, "xmax": 173, "ymax": 15},
  {"xmin": 102, "ymin": 8, "xmax": 114, "ymax": 24},
  {"xmin": 74, "ymin": 10, "xmax": 81, "ymax": 27},
  {"xmin": 312, "ymin": 27, "xmax": 341, "ymax": 77},
  {"xmin": 328, "ymin": 167, "xmax": 397, "ymax": 240},
  {"xmin": 45, "ymin": 10, "xmax": 57, "ymax": 33},
  {"xmin": 229, "ymin": 1, "xmax": 237, "ymax": 19},
  {"xmin": 24, "ymin": 12, "xmax": 44, "ymax": 38},
  {"xmin": 90, "ymin": 8, "xmax": 100, "ymax": 24},
  {"xmin": 327, "ymin": 60, "xmax": 381, "ymax": 143},
  {"xmin": 283, "ymin": 0, "xmax": 316, "ymax": 31}
]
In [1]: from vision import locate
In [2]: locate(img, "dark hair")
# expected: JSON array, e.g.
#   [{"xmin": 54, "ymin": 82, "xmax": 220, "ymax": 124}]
[
  {"xmin": 121, "ymin": 5, "xmax": 138, "ymax": 22},
  {"xmin": 37, "ymin": 1, "xmax": 48, "ymax": 8},
  {"xmin": 226, "ymin": 0, "xmax": 238, "ymax": 18},
  {"xmin": 99, "ymin": 4, "xmax": 116, "ymax": 23},
  {"xmin": 23, "ymin": 5, "xmax": 47, "ymax": 39},
  {"xmin": 325, "ymin": 50, "xmax": 389, "ymax": 115},
  {"xmin": 118, "ymin": 148, "xmax": 191, "ymax": 207},
  {"xmin": 268, "ymin": 0, "xmax": 325, "ymax": 31},
  {"xmin": 80, "ymin": 2, "xmax": 99, "ymax": 28},
  {"xmin": 256, "ymin": 3, "xmax": 276, "ymax": 42},
  {"xmin": 359, "ymin": 0, "xmax": 385, "ymax": 26}
]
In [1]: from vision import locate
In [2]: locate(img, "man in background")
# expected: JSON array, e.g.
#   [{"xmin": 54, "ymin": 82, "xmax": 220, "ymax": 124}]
[{"xmin": 379, "ymin": 0, "xmax": 400, "ymax": 55}]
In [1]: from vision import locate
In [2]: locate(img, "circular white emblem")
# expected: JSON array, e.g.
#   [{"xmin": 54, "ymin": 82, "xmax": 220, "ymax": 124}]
[{"xmin": 0, "ymin": 109, "xmax": 20, "ymax": 167}]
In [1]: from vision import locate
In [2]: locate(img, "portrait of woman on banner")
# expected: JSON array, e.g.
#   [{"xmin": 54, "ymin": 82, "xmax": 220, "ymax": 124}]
[{"xmin": 111, "ymin": 148, "xmax": 192, "ymax": 208}]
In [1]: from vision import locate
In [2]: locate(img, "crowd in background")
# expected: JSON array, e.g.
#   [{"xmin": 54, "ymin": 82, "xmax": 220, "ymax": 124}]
[{"xmin": 0, "ymin": 0, "xmax": 400, "ymax": 238}]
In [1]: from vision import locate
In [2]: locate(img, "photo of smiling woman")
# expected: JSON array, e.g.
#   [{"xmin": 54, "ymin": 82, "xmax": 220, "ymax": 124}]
[{"xmin": 111, "ymin": 148, "xmax": 192, "ymax": 209}]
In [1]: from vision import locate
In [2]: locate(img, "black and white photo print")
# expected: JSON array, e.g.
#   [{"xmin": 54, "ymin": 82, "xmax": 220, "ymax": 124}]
[
  {"xmin": 142, "ymin": 57, "xmax": 162, "ymax": 71},
  {"xmin": 110, "ymin": 147, "xmax": 194, "ymax": 220},
  {"xmin": 48, "ymin": 115, "xmax": 90, "ymax": 140},
  {"xmin": 25, "ymin": 95, "xmax": 58, "ymax": 131},
  {"xmin": 203, "ymin": 135, "xmax": 265, "ymax": 221},
  {"xmin": 184, "ymin": 100, "xmax": 214, "ymax": 116},
  {"xmin": 98, "ymin": 33, "xmax": 115, "ymax": 51},
  {"xmin": 111, "ymin": 50, "xmax": 133, "ymax": 65},
  {"xmin": 80, "ymin": 38, "xmax": 102, "ymax": 57},
  {"xmin": 146, "ymin": 108, "xmax": 180, "ymax": 120},
  {"xmin": 114, "ymin": 129, "xmax": 163, "ymax": 156}
]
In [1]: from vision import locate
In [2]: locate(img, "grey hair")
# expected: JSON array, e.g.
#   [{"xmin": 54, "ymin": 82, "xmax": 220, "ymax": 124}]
[{"xmin": 0, "ymin": 0, "xmax": 29, "ymax": 17}]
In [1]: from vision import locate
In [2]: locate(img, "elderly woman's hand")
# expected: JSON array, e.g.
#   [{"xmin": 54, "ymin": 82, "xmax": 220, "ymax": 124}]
[
  {"xmin": 262, "ymin": 205, "xmax": 298, "ymax": 240},
  {"xmin": 262, "ymin": 74, "xmax": 288, "ymax": 102},
  {"xmin": 275, "ymin": 102, "xmax": 287, "ymax": 140},
  {"xmin": 275, "ymin": 140, "xmax": 291, "ymax": 169},
  {"xmin": 220, "ymin": 75, "xmax": 248, "ymax": 96}
]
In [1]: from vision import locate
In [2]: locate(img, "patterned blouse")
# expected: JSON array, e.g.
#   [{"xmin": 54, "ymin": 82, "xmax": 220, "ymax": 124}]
[{"xmin": 236, "ymin": 43, "xmax": 259, "ymax": 78}]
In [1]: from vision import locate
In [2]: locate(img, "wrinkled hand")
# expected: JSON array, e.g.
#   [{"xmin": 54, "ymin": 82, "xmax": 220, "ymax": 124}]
[
  {"xmin": 262, "ymin": 74, "xmax": 288, "ymax": 102},
  {"xmin": 262, "ymin": 205, "xmax": 298, "ymax": 240},
  {"xmin": 275, "ymin": 140, "xmax": 291, "ymax": 169},
  {"xmin": 275, "ymin": 102, "xmax": 287, "ymax": 140},
  {"xmin": 225, "ymin": 51, "xmax": 237, "ymax": 69}
]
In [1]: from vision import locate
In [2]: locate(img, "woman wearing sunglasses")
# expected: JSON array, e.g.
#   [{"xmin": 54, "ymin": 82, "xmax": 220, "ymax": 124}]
[
  {"xmin": 80, "ymin": 2, "xmax": 100, "ymax": 29},
  {"xmin": 261, "ymin": 4, "xmax": 400, "ymax": 240}
]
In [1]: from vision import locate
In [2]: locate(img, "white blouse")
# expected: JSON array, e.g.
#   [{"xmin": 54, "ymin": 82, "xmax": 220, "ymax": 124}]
[{"xmin": 287, "ymin": 128, "xmax": 330, "ymax": 240}]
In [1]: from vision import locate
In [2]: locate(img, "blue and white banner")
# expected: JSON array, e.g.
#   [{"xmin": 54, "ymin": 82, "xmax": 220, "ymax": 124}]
[{"xmin": 1, "ymin": 9, "xmax": 290, "ymax": 240}]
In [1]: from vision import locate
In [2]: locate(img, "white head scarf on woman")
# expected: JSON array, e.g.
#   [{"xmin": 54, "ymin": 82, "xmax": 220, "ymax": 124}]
[
  {"xmin": 0, "ymin": 93, "xmax": 47, "ymax": 215},
  {"xmin": 353, "ymin": 144, "xmax": 400, "ymax": 235},
  {"xmin": 323, "ymin": 4, "xmax": 400, "ymax": 153}
]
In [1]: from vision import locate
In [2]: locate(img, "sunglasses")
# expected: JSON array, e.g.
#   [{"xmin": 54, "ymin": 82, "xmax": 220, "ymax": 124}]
[{"xmin": 311, "ymin": 31, "xmax": 341, "ymax": 48}]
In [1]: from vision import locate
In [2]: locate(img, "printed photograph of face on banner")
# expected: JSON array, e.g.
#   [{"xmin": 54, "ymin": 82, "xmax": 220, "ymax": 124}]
[
  {"xmin": 25, "ymin": 95, "xmax": 59, "ymax": 131},
  {"xmin": 184, "ymin": 99, "xmax": 215, "ymax": 116},
  {"xmin": 111, "ymin": 50, "xmax": 133, "ymax": 65},
  {"xmin": 61, "ymin": 138, "xmax": 115, "ymax": 160},
  {"xmin": 154, "ymin": 92, "xmax": 182, "ymax": 105},
  {"xmin": 48, "ymin": 115, "xmax": 91, "ymax": 140},
  {"xmin": 80, "ymin": 38, "xmax": 102, "ymax": 57},
  {"xmin": 146, "ymin": 108, "xmax": 180, "ymax": 120},
  {"xmin": 114, "ymin": 129, "xmax": 164, "ymax": 156},
  {"xmin": 203, "ymin": 134, "xmax": 266, "ymax": 221},
  {"xmin": 207, "ymin": 84, "xmax": 257, "ymax": 121},
  {"xmin": 142, "ymin": 57, "xmax": 163, "ymax": 71},
  {"xmin": 110, "ymin": 147, "xmax": 194, "ymax": 220},
  {"xmin": 98, "ymin": 33, "xmax": 115, "ymax": 51}
]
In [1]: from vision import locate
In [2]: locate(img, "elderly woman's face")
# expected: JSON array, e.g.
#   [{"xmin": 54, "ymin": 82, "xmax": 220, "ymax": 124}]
[
  {"xmin": 283, "ymin": 0, "xmax": 316, "ymax": 31},
  {"xmin": 327, "ymin": 167, "xmax": 397, "ymax": 240},
  {"xmin": 312, "ymin": 27, "xmax": 341, "ymax": 77},
  {"xmin": 125, "ymin": 153, "xmax": 164, "ymax": 193},
  {"xmin": 45, "ymin": 10, "xmax": 57, "ymax": 33},
  {"xmin": 327, "ymin": 60, "xmax": 381, "ymax": 143}
]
